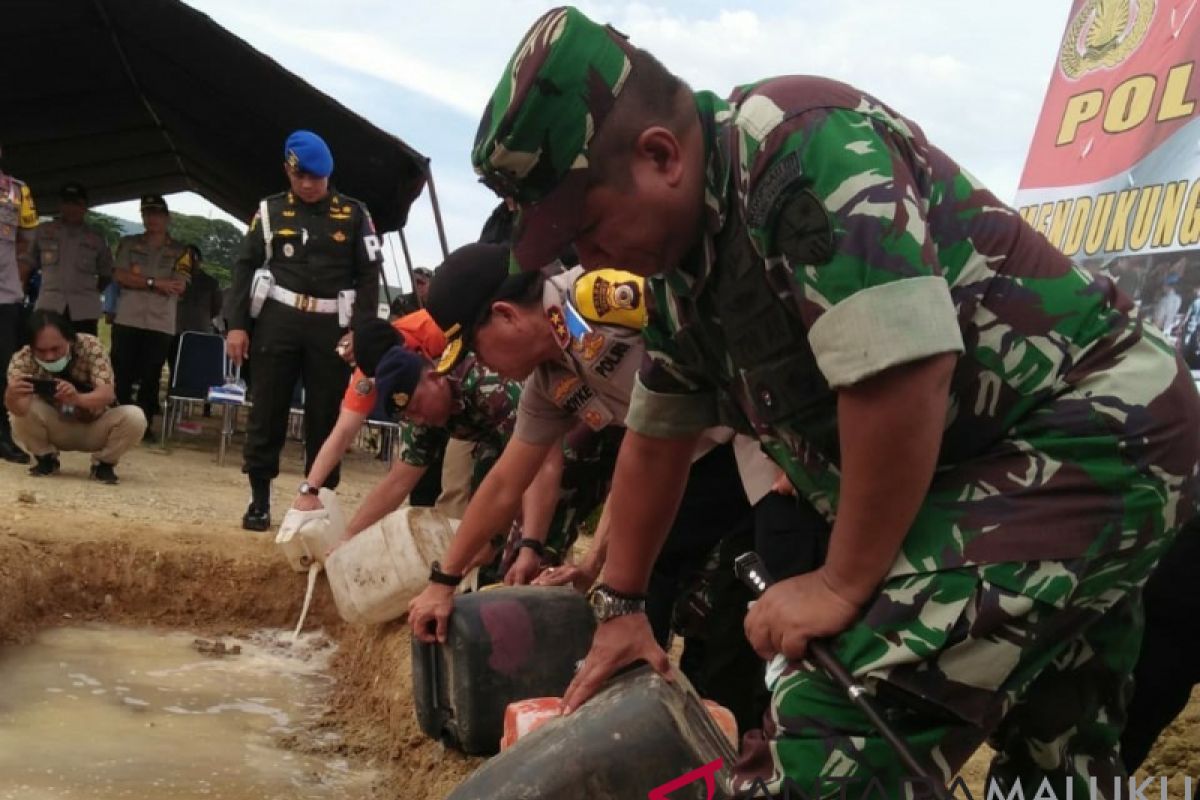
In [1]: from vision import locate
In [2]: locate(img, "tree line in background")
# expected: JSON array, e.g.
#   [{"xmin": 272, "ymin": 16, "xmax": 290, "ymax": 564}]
[{"xmin": 83, "ymin": 210, "xmax": 244, "ymax": 289}]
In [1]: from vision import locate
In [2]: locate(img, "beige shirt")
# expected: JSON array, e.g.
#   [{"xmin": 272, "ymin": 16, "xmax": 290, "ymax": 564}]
[
  {"xmin": 32, "ymin": 220, "xmax": 114, "ymax": 320},
  {"xmin": 515, "ymin": 267, "xmax": 777, "ymax": 502},
  {"xmin": 113, "ymin": 234, "xmax": 192, "ymax": 334}
]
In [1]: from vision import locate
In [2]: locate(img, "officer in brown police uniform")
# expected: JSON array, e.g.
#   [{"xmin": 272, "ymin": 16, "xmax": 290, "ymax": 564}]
[{"xmin": 31, "ymin": 182, "xmax": 114, "ymax": 336}]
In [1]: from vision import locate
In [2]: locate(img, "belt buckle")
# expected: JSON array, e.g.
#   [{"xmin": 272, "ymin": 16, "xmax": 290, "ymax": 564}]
[{"xmin": 294, "ymin": 293, "xmax": 313, "ymax": 312}]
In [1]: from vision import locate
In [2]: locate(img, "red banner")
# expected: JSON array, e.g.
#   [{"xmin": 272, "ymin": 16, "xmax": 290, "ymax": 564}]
[{"xmin": 1014, "ymin": 0, "xmax": 1200, "ymax": 262}]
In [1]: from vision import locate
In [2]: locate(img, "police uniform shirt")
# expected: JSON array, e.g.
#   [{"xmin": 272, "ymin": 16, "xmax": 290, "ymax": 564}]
[
  {"xmin": 32, "ymin": 219, "xmax": 114, "ymax": 320},
  {"xmin": 517, "ymin": 267, "xmax": 781, "ymax": 504},
  {"xmin": 0, "ymin": 174, "xmax": 38, "ymax": 304},
  {"xmin": 112, "ymin": 234, "xmax": 192, "ymax": 335},
  {"xmin": 514, "ymin": 267, "xmax": 646, "ymax": 445},
  {"xmin": 223, "ymin": 190, "xmax": 380, "ymax": 331}
]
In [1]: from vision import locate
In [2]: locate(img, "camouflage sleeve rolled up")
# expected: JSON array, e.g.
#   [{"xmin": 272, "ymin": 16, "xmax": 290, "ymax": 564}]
[
  {"xmin": 746, "ymin": 106, "xmax": 964, "ymax": 388},
  {"xmin": 625, "ymin": 281, "xmax": 721, "ymax": 439},
  {"xmin": 396, "ymin": 422, "xmax": 449, "ymax": 468}
]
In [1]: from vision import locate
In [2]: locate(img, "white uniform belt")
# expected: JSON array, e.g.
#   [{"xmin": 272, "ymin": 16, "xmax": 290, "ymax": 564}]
[{"xmin": 268, "ymin": 286, "xmax": 338, "ymax": 314}]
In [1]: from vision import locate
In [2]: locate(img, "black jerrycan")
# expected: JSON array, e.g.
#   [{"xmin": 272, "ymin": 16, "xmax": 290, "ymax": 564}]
[
  {"xmin": 445, "ymin": 664, "xmax": 738, "ymax": 800},
  {"xmin": 412, "ymin": 585, "xmax": 596, "ymax": 755}
]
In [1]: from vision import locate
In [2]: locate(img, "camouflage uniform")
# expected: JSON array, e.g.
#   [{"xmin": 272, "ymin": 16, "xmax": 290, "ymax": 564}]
[
  {"xmin": 394, "ymin": 353, "xmax": 522, "ymax": 495},
  {"xmin": 472, "ymin": 8, "xmax": 1200, "ymax": 797}
]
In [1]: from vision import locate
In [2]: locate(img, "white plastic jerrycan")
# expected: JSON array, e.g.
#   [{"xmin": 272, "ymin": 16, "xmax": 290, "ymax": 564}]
[
  {"xmin": 324, "ymin": 505, "xmax": 476, "ymax": 625},
  {"xmin": 275, "ymin": 488, "xmax": 346, "ymax": 572}
]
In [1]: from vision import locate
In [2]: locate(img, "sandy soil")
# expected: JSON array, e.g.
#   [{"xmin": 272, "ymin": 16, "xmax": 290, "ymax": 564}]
[{"xmin": 0, "ymin": 421, "xmax": 1195, "ymax": 798}]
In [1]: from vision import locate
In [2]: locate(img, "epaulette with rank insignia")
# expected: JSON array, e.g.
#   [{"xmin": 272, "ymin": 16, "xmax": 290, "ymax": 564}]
[{"xmin": 573, "ymin": 269, "xmax": 647, "ymax": 329}]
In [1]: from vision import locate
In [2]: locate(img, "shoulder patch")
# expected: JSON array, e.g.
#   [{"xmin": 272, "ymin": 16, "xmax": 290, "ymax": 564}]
[
  {"xmin": 574, "ymin": 269, "xmax": 647, "ymax": 329},
  {"xmin": 772, "ymin": 188, "xmax": 836, "ymax": 266},
  {"xmin": 745, "ymin": 151, "xmax": 802, "ymax": 230}
]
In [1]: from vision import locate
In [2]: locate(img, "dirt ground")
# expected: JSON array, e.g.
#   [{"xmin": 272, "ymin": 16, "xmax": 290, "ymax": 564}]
[{"xmin": 0, "ymin": 421, "xmax": 1195, "ymax": 797}]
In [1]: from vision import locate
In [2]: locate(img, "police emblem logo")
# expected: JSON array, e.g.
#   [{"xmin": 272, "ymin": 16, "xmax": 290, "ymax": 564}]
[
  {"xmin": 354, "ymin": 377, "xmax": 373, "ymax": 396},
  {"xmin": 575, "ymin": 269, "xmax": 647, "ymax": 329},
  {"xmin": 283, "ymin": 243, "xmax": 295, "ymax": 257},
  {"xmin": 392, "ymin": 391, "xmax": 410, "ymax": 410},
  {"xmin": 583, "ymin": 408, "xmax": 605, "ymax": 429},
  {"xmin": 286, "ymin": 149, "xmax": 300, "ymax": 169},
  {"xmin": 547, "ymin": 306, "xmax": 570, "ymax": 348},
  {"xmin": 332, "ymin": 230, "xmax": 347, "ymax": 243},
  {"xmin": 1060, "ymin": 0, "xmax": 1152, "ymax": 79},
  {"xmin": 574, "ymin": 331, "xmax": 606, "ymax": 362}
]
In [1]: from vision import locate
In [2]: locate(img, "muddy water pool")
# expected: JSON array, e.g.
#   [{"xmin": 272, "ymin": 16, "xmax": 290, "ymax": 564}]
[{"xmin": 0, "ymin": 625, "xmax": 375, "ymax": 799}]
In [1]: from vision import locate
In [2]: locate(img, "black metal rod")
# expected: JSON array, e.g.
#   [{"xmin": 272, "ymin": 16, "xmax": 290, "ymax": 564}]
[{"xmin": 733, "ymin": 552, "xmax": 952, "ymax": 800}]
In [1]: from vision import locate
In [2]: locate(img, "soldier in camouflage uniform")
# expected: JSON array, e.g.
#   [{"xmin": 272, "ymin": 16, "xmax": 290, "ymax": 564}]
[
  {"xmin": 337, "ymin": 245, "xmax": 581, "ymax": 585},
  {"xmin": 471, "ymin": 7, "xmax": 1200, "ymax": 798}
]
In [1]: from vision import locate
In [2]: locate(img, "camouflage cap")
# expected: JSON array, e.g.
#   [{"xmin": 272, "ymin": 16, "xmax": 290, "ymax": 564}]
[{"xmin": 472, "ymin": 6, "xmax": 634, "ymax": 273}]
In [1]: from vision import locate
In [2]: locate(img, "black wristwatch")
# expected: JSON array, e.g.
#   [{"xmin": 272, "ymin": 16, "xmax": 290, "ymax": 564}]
[
  {"xmin": 587, "ymin": 584, "xmax": 647, "ymax": 623},
  {"xmin": 298, "ymin": 481, "xmax": 319, "ymax": 496},
  {"xmin": 429, "ymin": 561, "xmax": 463, "ymax": 587},
  {"xmin": 517, "ymin": 538, "xmax": 545, "ymax": 557}
]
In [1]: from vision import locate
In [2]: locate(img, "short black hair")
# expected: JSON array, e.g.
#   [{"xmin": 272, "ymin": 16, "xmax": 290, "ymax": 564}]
[{"xmin": 28, "ymin": 309, "xmax": 77, "ymax": 342}]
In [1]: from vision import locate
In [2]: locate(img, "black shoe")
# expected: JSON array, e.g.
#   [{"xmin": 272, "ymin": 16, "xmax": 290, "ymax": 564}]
[
  {"xmin": 242, "ymin": 503, "xmax": 271, "ymax": 532},
  {"xmin": 28, "ymin": 453, "xmax": 60, "ymax": 477},
  {"xmin": 0, "ymin": 439, "xmax": 30, "ymax": 465},
  {"xmin": 90, "ymin": 462, "xmax": 120, "ymax": 485}
]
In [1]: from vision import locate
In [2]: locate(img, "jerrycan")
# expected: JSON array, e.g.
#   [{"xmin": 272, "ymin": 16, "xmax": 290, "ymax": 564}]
[
  {"xmin": 274, "ymin": 488, "xmax": 346, "ymax": 572},
  {"xmin": 324, "ymin": 506, "xmax": 472, "ymax": 625},
  {"xmin": 500, "ymin": 696, "xmax": 739, "ymax": 752},
  {"xmin": 446, "ymin": 664, "xmax": 738, "ymax": 799},
  {"xmin": 412, "ymin": 585, "xmax": 595, "ymax": 755}
]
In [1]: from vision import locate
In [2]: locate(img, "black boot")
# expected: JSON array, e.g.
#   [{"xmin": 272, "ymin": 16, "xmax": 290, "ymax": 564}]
[
  {"xmin": 0, "ymin": 438, "xmax": 30, "ymax": 465},
  {"xmin": 28, "ymin": 453, "xmax": 60, "ymax": 477},
  {"xmin": 242, "ymin": 476, "xmax": 271, "ymax": 532},
  {"xmin": 90, "ymin": 461, "xmax": 120, "ymax": 485}
]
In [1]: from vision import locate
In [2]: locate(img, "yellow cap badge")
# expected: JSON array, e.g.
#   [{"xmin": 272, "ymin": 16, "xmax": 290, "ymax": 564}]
[
  {"xmin": 286, "ymin": 149, "xmax": 300, "ymax": 169},
  {"xmin": 574, "ymin": 269, "xmax": 646, "ymax": 329},
  {"xmin": 435, "ymin": 324, "xmax": 464, "ymax": 374},
  {"xmin": 392, "ymin": 391, "xmax": 410, "ymax": 410}
]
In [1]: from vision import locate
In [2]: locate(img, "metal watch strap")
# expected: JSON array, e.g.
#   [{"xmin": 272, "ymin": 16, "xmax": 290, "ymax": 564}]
[
  {"xmin": 593, "ymin": 583, "xmax": 646, "ymax": 602},
  {"xmin": 429, "ymin": 561, "xmax": 462, "ymax": 587}
]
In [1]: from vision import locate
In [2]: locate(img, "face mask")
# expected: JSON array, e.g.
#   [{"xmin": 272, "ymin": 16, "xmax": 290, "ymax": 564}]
[{"xmin": 35, "ymin": 355, "xmax": 70, "ymax": 373}]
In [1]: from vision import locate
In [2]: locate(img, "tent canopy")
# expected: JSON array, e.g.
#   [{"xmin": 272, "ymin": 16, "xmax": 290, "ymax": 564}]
[{"xmin": 2, "ymin": 0, "xmax": 430, "ymax": 229}]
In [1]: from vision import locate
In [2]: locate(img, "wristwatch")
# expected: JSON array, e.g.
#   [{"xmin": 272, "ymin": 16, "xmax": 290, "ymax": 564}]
[
  {"xmin": 517, "ymin": 538, "xmax": 545, "ymax": 557},
  {"xmin": 429, "ymin": 561, "xmax": 463, "ymax": 588},
  {"xmin": 298, "ymin": 481, "xmax": 319, "ymax": 496},
  {"xmin": 587, "ymin": 584, "xmax": 647, "ymax": 623},
  {"xmin": 146, "ymin": 277, "xmax": 156, "ymax": 290}
]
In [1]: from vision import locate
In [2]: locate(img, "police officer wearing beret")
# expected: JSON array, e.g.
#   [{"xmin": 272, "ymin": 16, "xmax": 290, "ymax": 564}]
[{"xmin": 224, "ymin": 130, "xmax": 382, "ymax": 531}]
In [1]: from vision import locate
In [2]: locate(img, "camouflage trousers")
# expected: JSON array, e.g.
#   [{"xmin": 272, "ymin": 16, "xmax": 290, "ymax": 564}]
[{"xmin": 732, "ymin": 545, "xmax": 1171, "ymax": 800}]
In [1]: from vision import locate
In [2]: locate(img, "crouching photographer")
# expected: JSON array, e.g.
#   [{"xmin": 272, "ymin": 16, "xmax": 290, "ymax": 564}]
[{"xmin": 4, "ymin": 310, "xmax": 146, "ymax": 483}]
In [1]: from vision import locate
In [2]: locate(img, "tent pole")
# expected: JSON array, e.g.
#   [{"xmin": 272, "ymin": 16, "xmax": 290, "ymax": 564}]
[{"xmin": 424, "ymin": 169, "xmax": 451, "ymax": 259}]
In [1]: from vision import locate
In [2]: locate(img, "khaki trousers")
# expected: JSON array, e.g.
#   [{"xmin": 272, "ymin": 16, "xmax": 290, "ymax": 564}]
[
  {"xmin": 435, "ymin": 437, "xmax": 474, "ymax": 520},
  {"xmin": 10, "ymin": 400, "xmax": 146, "ymax": 465}
]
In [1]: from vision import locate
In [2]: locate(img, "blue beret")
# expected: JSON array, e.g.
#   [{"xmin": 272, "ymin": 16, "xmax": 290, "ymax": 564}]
[
  {"xmin": 373, "ymin": 346, "xmax": 428, "ymax": 418},
  {"xmin": 284, "ymin": 130, "xmax": 334, "ymax": 178}
]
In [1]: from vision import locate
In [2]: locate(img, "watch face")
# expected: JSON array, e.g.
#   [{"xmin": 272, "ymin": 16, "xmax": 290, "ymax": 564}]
[{"xmin": 588, "ymin": 590, "xmax": 610, "ymax": 619}]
